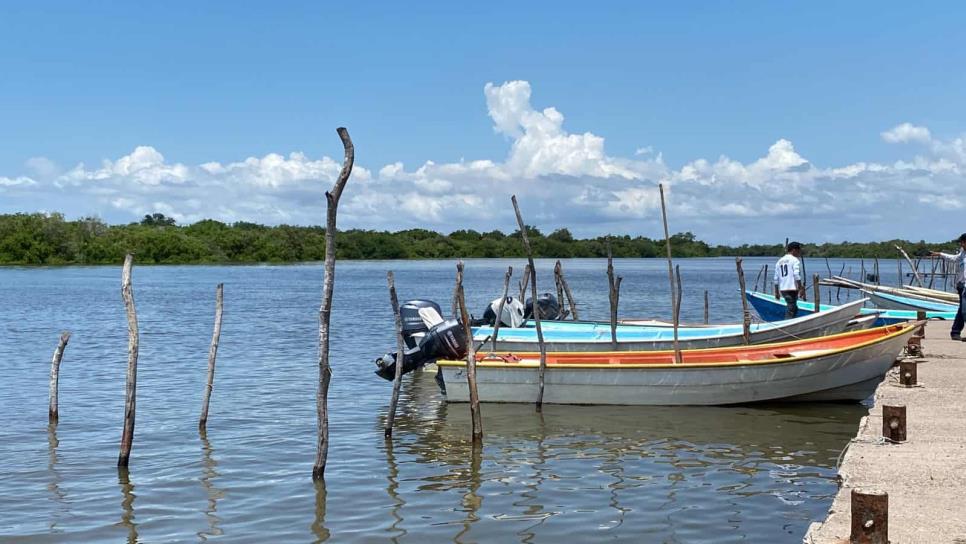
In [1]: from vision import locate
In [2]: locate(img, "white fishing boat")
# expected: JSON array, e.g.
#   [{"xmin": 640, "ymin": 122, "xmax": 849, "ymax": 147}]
[{"xmin": 437, "ymin": 323, "xmax": 917, "ymax": 405}]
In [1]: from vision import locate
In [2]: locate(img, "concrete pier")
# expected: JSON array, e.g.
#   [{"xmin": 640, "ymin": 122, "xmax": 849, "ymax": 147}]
[{"xmin": 805, "ymin": 321, "xmax": 966, "ymax": 543}]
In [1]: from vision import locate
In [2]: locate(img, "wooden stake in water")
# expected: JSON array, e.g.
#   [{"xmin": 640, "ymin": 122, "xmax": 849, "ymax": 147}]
[
  {"xmin": 659, "ymin": 184, "xmax": 681, "ymax": 364},
  {"xmin": 384, "ymin": 271, "xmax": 405, "ymax": 439},
  {"xmin": 674, "ymin": 265, "xmax": 683, "ymax": 333},
  {"xmin": 813, "ymin": 273, "xmax": 821, "ymax": 313},
  {"xmin": 606, "ymin": 241, "xmax": 622, "ymax": 350},
  {"xmin": 314, "ymin": 127, "xmax": 354, "ymax": 481},
  {"xmin": 555, "ymin": 261, "xmax": 579, "ymax": 320},
  {"xmin": 703, "ymin": 290, "xmax": 709, "ymax": 324},
  {"xmin": 519, "ymin": 263, "xmax": 531, "ymax": 302},
  {"xmin": 455, "ymin": 268, "xmax": 483, "ymax": 442},
  {"xmin": 118, "ymin": 254, "xmax": 140, "ymax": 468},
  {"xmin": 48, "ymin": 331, "xmax": 71, "ymax": 424},
  {"xmin": 735, "ymin": 257, "xmax": 751, "ymax": 344},
  {"xmin": 553, "ymin": 261, "xmax": 565, "ymax": 318},
  {"xmin": 199, "ymin": 283, "xmax": 224, "ymax": 431},
  {"xmin": 895, "ymin": 245, "xmax": 924, "ymax": 286},
  {"xmin": 491, "ymin": 266, "xmax": 513, "ymax": 352},
  {"xmin": 511, "ymin": 195, "xmax": 548, "ymax": 407}
]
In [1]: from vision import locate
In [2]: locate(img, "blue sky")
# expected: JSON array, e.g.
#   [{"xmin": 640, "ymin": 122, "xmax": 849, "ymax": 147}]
[{"xmin": 2, "ymin": 2, "xmax": 965, "ymax": 243}]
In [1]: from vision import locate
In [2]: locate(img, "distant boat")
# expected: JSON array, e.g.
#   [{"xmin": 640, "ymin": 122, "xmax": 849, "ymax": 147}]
[
  {"xmin": 438, "ymin": 323, "xmax": 918, "ymax": 405},
  {"xmin": 860, "ymin": 289, "xmax": 959, "ymax": 313},
  {"xmin": 744, "ymin": 290, "xmax": 955, "ymax": 325},
  {"xmin": 473, "ymin": 299, "xmax": 870, "ymax": 352}
]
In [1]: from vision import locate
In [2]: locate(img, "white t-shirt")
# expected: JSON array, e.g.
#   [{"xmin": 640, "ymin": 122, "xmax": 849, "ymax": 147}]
[
  {"xmin": 939, "ymin": 248, "xmax": 966, "ymax": 283},
  {"xmin": 774, "ymin": 254, "xmax": 802, "ymax": 292}
]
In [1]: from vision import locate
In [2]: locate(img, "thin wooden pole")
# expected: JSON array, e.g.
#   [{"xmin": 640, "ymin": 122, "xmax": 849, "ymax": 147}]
[
  {"xmin": 897, "ymin": 258, "xmax": 902, "ymax": 288},
  {"xmin": 199, "ymin": 283, "xmax": 224, "ymax": 431},
  {"xmin": 607, "ymin": 241, "xmax": 619, "ymax": 350},
  {"xmin": 929, "ymin": 255, "xmax": 938, "ymax": 289},
  {"xmin": 118, "ymin": 254, "xmax": 139, "ymax": 467},
  {"xmin": 813, "ymin": 273, "xmax": 821, "ymax": 313},
  {"xmin": 384, "ymin": 271, "xmax": 405, "ymax": 438},
  {"xmin": 490, "ymin": 266, "xmax": 513, "ymax": 352},
  {"xmin": 554, "ymin": 260, "xmax": 565, "ymax": 319},
  {"xmin": 836, "ymin": 263, "xmax": 845, "ymax": 302},
  {"xmin": 48, "ymin": 331, "xmax": 71, "ymax": 424},
  {"xmin": 518, "ymin": 263, "xmax": 531, "ymax": 301},
  {"xmin": 314, "ymin": 127, "xmax": 354, "ymax": 481},
  {"xmin": 874, "ymin": 257, "xmax": 880, "ymax": 286},
  {"xmin": 511, "ymin": 195, "xmax": 547, "ymax": 408},
  {"xmin": 895, "ymin": 245, "xmax": 924, "ymax": 286},
  {"xmin": 736, "ymin": 257, "xmax": 751, "ymax": 344},
  {"xmin": 703, "ymin": 290, "xmax": 709, "ymax": 324},
  {"xmin": 659, "ymin": 184, "xmax": 681, "ymax": 364},
  {"xmin": 763, "ymin": 264, "xmax": 768, "ymax": 294},
  {"xmin": 754, "ymin": 265, "xmax": 764, "ymax": 293},
  {"xmin": 674, "ymin": 265, "xmax": 683, "ymax": 332},
  {"xmin": 455, "ymin": 267, "xmax": 483, "ymax": 442},
  {"xmin": 556, "ymin": 262, "xmax": 578, "ymax": 320}
]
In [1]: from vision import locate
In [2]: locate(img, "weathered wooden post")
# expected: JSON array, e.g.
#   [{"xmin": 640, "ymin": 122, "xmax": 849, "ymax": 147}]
[
  {"xmin": 753, "ymin": 265, "xmax": 763, "ymax": 293},
  {"xmin": 518, "ymin": 263, "xmax": 531, "ymax": 301},
  {"xmin": 915, "ymin": 310, "xmax": 926, "ymax": 336},
  {"xmin": 384, "ymin": 271, "xmax": 405, "ymax": 439},
  {"xmin": 896, "ymin": 245, "xmax": 924, "ymax": 286},
  {"xmin": 813, "ymin": 273, "xmax": 821, "ymax": 313},
  {"xmin": 455, "ymin": 266, "xmax": 483, "ymax": 442},
  {"xmin": 674, "ymin": 265, "xmax": 683, "ymax": 332},
  {"xmin": 850, "ymin": 488, "xmax": 889, "ymax": 544},
  {"xmin": 703, "ymin": 290, "xmax": 709, "ymax": 324},
  {"xmin": 511, "ymin": 195, "xmax": 548, "ymax": 407},
  {"xmin": 118, "ymin": 254, "xmax": 139, "ymax": 468},
  {"xmin": 659, "ymin": 184, "xmax": 681, "ymax": 364},
  {"xmin": 314, "ymin": 127, "xmax": 354, "ymax": 481},
  {"xmin": 882, "ymin": 404, "xmax": 906, "ymax": 442},
  {"xmin": 554, "ymin": 260, "xmax": 578, "ymax": 320},
  {"xmin": 897, "ymin": 258, "xmax": 902, "ymax": 288},
  {"xmin": 48, "ymin": 331, "xmax": 71, "ymax": 424},
  {"xmin": 736, "ymin": 257, "xmax": 751, "ymax": 344},
  {"xmin": 606, "ymin": 241, "xmax": 622, "ymax": 350},
  {"xmin": 553, "ymin": 261, "xmax": 565, "ymax": 318},
  {"xmin": 490, "ymin": 266, "xmax": 513, "ymax": 352},
  {"xmin": 873, "ymin": 257, "xmax": 880, "ymax": 286},
  {"xmin": 199, "ymin": 283, "xmax": 224, "ymax": 431}
]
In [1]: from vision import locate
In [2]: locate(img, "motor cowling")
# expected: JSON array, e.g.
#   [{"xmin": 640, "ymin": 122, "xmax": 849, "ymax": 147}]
[
  {"xmin": 374, "ymin": 318, "xmax": 469, "ymax": 381},
  {"xmin": 481, "ymin": 296, "xmax": 526, "ymax": 328},
  {"xmin": 524, "ymin": 293, "xmax": 561, "ymax": 320},
  {"xmin": 399, "ymin": 300, "xmax": 443, "ymax": 349}
]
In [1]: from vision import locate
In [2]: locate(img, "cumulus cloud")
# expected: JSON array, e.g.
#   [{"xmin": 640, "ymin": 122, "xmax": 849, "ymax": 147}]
[
  {"xmin": 2, "ymin": 81, "xmax": 966, "ymax": 242},
  {"xmin": 881, "ymin": 123, "xmax": 932, "ymax": 144}
]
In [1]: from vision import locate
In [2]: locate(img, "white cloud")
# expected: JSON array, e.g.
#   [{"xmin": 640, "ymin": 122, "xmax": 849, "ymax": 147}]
[
  {"xmin": 881, "ymin": 123, "xmax": 932, "ymax": 144},
  {"xmin": 2, "ymin": 81, "xmax": 966, "ymax": 242}
]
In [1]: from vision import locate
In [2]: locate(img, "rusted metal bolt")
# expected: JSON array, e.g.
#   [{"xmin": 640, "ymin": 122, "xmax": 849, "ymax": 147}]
[
  {"xmin": 851, "ymin": 488, "xmax": 888, "ymax": 544},
  {"xmin": 882, "ymin": 404, "xmax": 907, "ymax": 442},
  {"xmin": 899, "ymin": 360, "xmax": 917, "ymax": 387}
]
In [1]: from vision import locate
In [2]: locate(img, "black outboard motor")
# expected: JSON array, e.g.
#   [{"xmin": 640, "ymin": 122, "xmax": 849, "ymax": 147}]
[
  {"xmin": 524, "ymin": 292, "xmax": 561, "ymax": 320},
  {"xmin": 399, "ymin": 300, "xmax": 443, "ymax": 349},
  {"xmin": 374, "ymin": 318, "xmax": 469, "ymax": 381}
]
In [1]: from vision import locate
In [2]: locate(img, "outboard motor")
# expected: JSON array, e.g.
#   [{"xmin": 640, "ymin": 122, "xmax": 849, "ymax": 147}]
[
  {"xmin": 481, "ymin": 296, "xmax": 526, "ymax": 328},
  {"xmin": 375, "ymin": 318, "xmax": 469, "ymax": 381},
  {"xmin": 399, "ymin": 300, "xmax": 443, "ymax": 349},
  {"xmin": 524, "ymin": 293, "xmax": 561, "ymax": 320}
]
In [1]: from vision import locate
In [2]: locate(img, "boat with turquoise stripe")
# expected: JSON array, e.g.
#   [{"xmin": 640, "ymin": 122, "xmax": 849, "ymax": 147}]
[
  {"xmin": 474, "ymin": 298, "xmax": 869, "ymax": 352},
  {"xmin": 744, "ymin": 290, "xmax": 955, "ymax": 325},
  {"xmin": 860, "ymin": 289, "xmax": 959, "ymax": 312}
]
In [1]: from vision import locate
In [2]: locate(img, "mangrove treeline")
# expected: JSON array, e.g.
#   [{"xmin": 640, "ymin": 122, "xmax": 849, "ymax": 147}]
[{"xmin": 0, "ymin": 212, "xmax": 957, "ymax": 265}]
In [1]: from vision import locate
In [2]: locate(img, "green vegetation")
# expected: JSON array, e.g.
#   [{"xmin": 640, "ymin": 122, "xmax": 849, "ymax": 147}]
[{"xmin": 0, "ymin": 212, "xmax": 957, "ymax": 265}]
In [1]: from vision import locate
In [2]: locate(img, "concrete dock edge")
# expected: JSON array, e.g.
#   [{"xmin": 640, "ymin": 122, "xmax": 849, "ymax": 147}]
[{"xmin": 804, "ymin": 321, "xmax": 966, "ymax": 543}]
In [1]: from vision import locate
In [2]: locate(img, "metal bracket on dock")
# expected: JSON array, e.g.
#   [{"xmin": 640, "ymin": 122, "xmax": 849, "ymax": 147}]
[
  {"xmin": 882, "ymin": 404, "xmax": 907, "ymax": 443},
  {"xmin": 905, "ymin": 336, "xmax": 923, "ymax": 358}
]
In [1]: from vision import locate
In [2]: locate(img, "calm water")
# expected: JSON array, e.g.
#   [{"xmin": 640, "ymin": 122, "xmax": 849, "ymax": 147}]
[{"xmin": 0, "ymin": 257, "xmax": 904, "ymax": 543}]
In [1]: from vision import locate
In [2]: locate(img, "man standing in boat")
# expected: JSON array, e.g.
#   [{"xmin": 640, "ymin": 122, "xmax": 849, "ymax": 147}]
[
  {"xmin": 929, "ymin": 233, "xmax": 966, "ymax": 340},
  {"xmin": 774, "ymin": 242, "xmax": 806, "ymax": 318}
]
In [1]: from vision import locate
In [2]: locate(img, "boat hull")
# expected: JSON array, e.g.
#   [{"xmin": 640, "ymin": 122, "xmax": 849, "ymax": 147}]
[
  {"xmin": 744, "ymin": 291, "xmax": 954, "ymax": 324},
  {"xmin": 863, "ymin": 290, "xmax": 958, "ymax": 312},
  {"xmin": 441, "ymin": 325, "xmax": 916, "ymax": 405}
]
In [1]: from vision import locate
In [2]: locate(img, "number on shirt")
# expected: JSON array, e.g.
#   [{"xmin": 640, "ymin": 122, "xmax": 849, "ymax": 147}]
[{"xmin": 781, "ymin": 264, "xmax": 789, "ymax": 277}]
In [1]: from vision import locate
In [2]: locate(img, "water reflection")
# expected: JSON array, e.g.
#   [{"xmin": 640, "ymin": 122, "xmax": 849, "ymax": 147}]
[
  {"xmin": 383, "ymin": 439, "xmax": 407, "ymax": 543},
  {"xmin": 378, "ymin": 371, "xmax": 862, "ymax": 541},
  {"xmin": 46, "ymin": 423, "xmax": 69, "ymax": 534},
  {"xmin": 453, "ymin": 444, "xmax": 483, "ymax": 544},
  {"xmin": 116, "ymin": 467, "xmax": 138, "ymax": 544},
  {"xmin": 311, "ymin": 480, "xmax": 329, "ymax": 543},
  {"xmin": 197, "ymin": 430, "xmax": 224, "ymax": 541}
]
